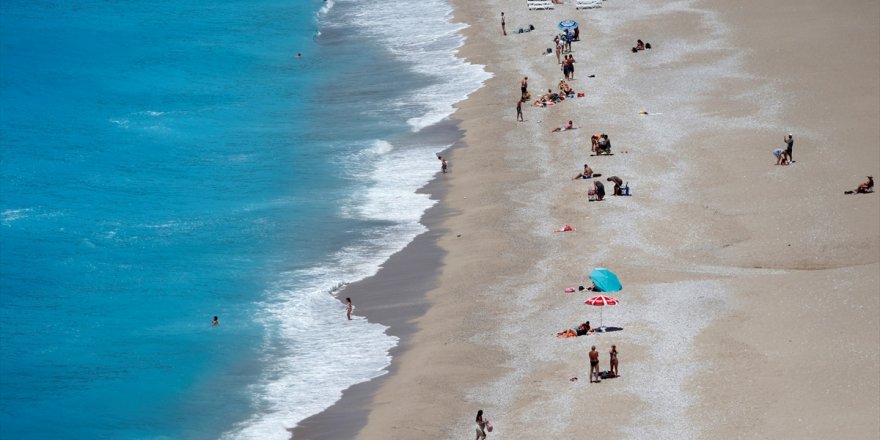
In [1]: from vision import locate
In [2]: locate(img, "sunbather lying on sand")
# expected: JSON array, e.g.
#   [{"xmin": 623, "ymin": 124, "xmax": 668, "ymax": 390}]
[
  {"xmin": 557, "ymin": 321, "xmax": 592, "ymax": 338},
  {"xmin": 552, "ymin": 120, "xmax": 575, "ymax": 132},
  {"xmin": 533, "ymin": 96, "xmax": 555, "ymax": 107}
]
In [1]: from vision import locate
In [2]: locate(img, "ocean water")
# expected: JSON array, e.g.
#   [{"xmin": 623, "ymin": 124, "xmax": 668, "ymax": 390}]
[{"xmin": 0, "ymin": 1, "xmax": 489, "ymax": 439}]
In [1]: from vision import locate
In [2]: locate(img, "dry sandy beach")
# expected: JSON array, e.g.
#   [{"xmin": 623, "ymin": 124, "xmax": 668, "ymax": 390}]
[{"xmin": 298, "ymin": 0, "xmax": 879, "ymax": 438}]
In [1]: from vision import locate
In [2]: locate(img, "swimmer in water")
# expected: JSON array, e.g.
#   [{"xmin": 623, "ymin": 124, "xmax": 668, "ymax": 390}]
[{"xmin": 212, "ymin": 316, "xmax": 219, "ymax": 326}]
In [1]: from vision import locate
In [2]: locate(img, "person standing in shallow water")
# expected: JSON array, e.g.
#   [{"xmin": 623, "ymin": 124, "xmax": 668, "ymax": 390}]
[{"xmin": 345, "ymin": 297, "xmax": 352, "ymax": 320}]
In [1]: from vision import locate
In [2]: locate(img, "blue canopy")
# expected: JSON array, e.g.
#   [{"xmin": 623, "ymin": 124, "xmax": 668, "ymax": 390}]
[
  {"xmin": 589, "ymin": 268, "xmax": 622, "ymax": 292},
  {"xmin": 558, "ymin": 20, "xmax": 578, "ymax": 31}
]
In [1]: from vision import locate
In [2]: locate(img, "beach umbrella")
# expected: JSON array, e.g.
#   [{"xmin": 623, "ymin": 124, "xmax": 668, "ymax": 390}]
[
  {"xmin": 558, "ymin": 20, "xmax": 578, "ymax": 31},
  {"xmin": 585, "ymin": 295, "xmax": 619, "ymax": 328},
  {"xmin": 589, "ymin": 268, "xmax": 622, "ymax": 292}
]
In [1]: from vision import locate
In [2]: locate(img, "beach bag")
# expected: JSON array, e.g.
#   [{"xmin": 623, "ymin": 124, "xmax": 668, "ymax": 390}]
[
  {"xmin": 645, "ymin": 43, "xmax": 652, "ymax": 49},
  {"xmin": 486, "ymin": 421, "xmax": 493, "ymax": 432}
]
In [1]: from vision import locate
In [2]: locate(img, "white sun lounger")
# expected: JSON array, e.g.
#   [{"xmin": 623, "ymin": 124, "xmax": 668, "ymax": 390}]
[
  {"xmin": 528, "ymin": 1, "xmax": 555, "ymax": 10},
  {"xmin": 576, "ymin": 0, "xmax": 602, "ymax": 9}
]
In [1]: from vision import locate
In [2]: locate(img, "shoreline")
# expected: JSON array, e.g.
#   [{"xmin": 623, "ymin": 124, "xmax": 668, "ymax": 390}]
[
  {"xmin": 290, "ymin": 170, "xmax": 451, "ymax": 440},
  {"xmin": 292, "ymin": 0, "xmax": 879, "ymax": 438}
]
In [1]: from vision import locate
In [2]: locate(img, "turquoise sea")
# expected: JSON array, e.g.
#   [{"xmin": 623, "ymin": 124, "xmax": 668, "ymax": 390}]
[{"xmin": 0, "ymin": 1, "xmax": 488, "ymax": 438}]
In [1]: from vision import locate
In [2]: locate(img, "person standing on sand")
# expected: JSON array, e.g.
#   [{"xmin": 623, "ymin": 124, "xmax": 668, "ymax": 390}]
[
  {"xmin": 593, "ymin": 180, "xmax": 605, "ymax": 201},
  {"xmin": 521, "ymin": 77, "xmax": 528, "ymax": 99},
  {"xmin": 475, "ymin": 409, "xmax": 488, "ymax": 440},
  {"xmin": 516, "ymin": 99, "xmax": 524, "ymax": 122},
  {"xmin": 345, "ymin": 297, "xmax": 352, "ymax": 320},
  {"xmin": 501, "ymin": 12, "xmax": 506, "ymax": 36},
  {"xmin": 784, "ymin": 133, "xmax": 794, "ymax": 162},
  {"xmin": 607, "ymin": 176, "xmax": 623, "ymax": 195},
  {"xmin": 589, "ymin": 346, "xmax": 601, "ymax": 382},
  {"xmin": 610, "ymin": 345, "xmax": 619, "ymax": 377}
]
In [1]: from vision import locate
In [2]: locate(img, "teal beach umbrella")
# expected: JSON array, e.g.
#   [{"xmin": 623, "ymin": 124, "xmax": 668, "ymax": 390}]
[
  {"xmin": 589, "ymin": 268, "xmax": 622, "ymax": 292},
  {"xmin": 558, "ymin": 20, "xmax": 578, "ymax": 31}
]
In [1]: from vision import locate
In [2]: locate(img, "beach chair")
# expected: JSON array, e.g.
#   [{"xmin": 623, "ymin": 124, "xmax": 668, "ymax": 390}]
[
  {"xmin": 528, "ymin": 1, "xmax": 555, "ymax": 10},
  {"xmin": 576, "ymin": 0, "xmax": 602, "ymax": 9}
]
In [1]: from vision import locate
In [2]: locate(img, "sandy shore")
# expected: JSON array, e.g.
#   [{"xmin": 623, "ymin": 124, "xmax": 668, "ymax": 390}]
[{"xmin": 294, "ymin": 0, "xmax": 879, "ymax": 438}]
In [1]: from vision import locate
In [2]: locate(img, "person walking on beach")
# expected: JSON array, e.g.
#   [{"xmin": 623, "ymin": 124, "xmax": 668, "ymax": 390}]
[
  {"xmin": 784, "ymin": 133, "xmax": 794, "ymax": 163},
  {"xmin": 521, "ymin": 77, "xmax": 529, "ymax": 99},
  {"xmin": 556, "ymin": 40, "xmax": 563, "ymax": 64},
  {"xmin": 589, "ymin": 346, "xmax": 601, "ymax": 382},
  {"xmin": 475, "ymin": 409, "xmax": 489, "ymax": 440},
  {"xmin": 516, "ymin": 98, "xmax": 524, "ymax": 122},
  {"xmin": 610, "ymin": 345, "xmax": 619, "ymax": 377},
  {"xmin": 501, "ymin": 12, "xmax": 506, "ymax": 36},
  {"xmin": 345, "ymin": 297, "xmax": 353, "ymax": 320}
]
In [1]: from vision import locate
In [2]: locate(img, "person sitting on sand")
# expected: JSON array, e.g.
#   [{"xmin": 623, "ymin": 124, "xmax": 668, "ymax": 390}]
[
  {"xmin": 552, "ymin": 120, "xmax": 574, "ymax": 132},
  {"xmin": 559, "ymin": 79, "xmax": 570, "ymax": 92},
  {"xmin": 857, "ymin": 176, "xmax": 874, "ymax": 193},
  {"xmin": 636, "ymin": 39, "xmax": 645, "ymax": 50},
  {"xmin": 846, "ymin": 176, "xmax": 874, "ymax": 194},
  {"xmin": 572, "ymin": 163, "xmax": 594, "ymax": 180},
  {"xmin": 607, "ymin": 176, "xmax": 623, "ymax": 195},
  {"xmin": 773, "ymin": 148, "xmax": 789, "ymax": 165},
  {"xmin": 557, "ymin": 321, "xmax": 592, "ymax": 338}
]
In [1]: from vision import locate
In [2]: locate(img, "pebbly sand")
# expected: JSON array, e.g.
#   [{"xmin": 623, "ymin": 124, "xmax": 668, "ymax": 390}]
[{"xmin": 294, "ymin": 0, "xmax": 879, "ymax": 438}]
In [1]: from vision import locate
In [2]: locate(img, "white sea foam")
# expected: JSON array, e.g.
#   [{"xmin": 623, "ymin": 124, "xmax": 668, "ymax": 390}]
[
  {"xmin": 317, "ymin": 0, "xmax": 334, "ymax": 16},
  {"xmin": 371, "ymin": 139, "xmax": 394, "ymax": 155},
  {"xmin": 344, "ymin": 0, "xmax": 491, "ymax": 132},
  {"xmin": 221, "ymin": 0, "xmax": 488, "ymax": 437}
]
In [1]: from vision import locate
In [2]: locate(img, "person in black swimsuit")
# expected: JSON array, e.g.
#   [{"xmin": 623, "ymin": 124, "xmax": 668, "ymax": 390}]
[{"xmin": 589, "ymin": 346, "xmax": 600, "ymax": 382}]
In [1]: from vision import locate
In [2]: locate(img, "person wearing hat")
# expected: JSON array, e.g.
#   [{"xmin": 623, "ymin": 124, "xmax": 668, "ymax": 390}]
[{"xmin": 784, "ymin": 133, "xmax": 794, "ymax": 163}]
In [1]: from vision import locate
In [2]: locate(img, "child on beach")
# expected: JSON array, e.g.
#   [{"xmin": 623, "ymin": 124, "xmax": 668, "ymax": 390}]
[
  {"xmin": 773, "ymin": 148, "xmax": 789, "ymax": 165},
  {"xmin": 552, "ymin": 120, "xmax": 574, "ymax": 132}
]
